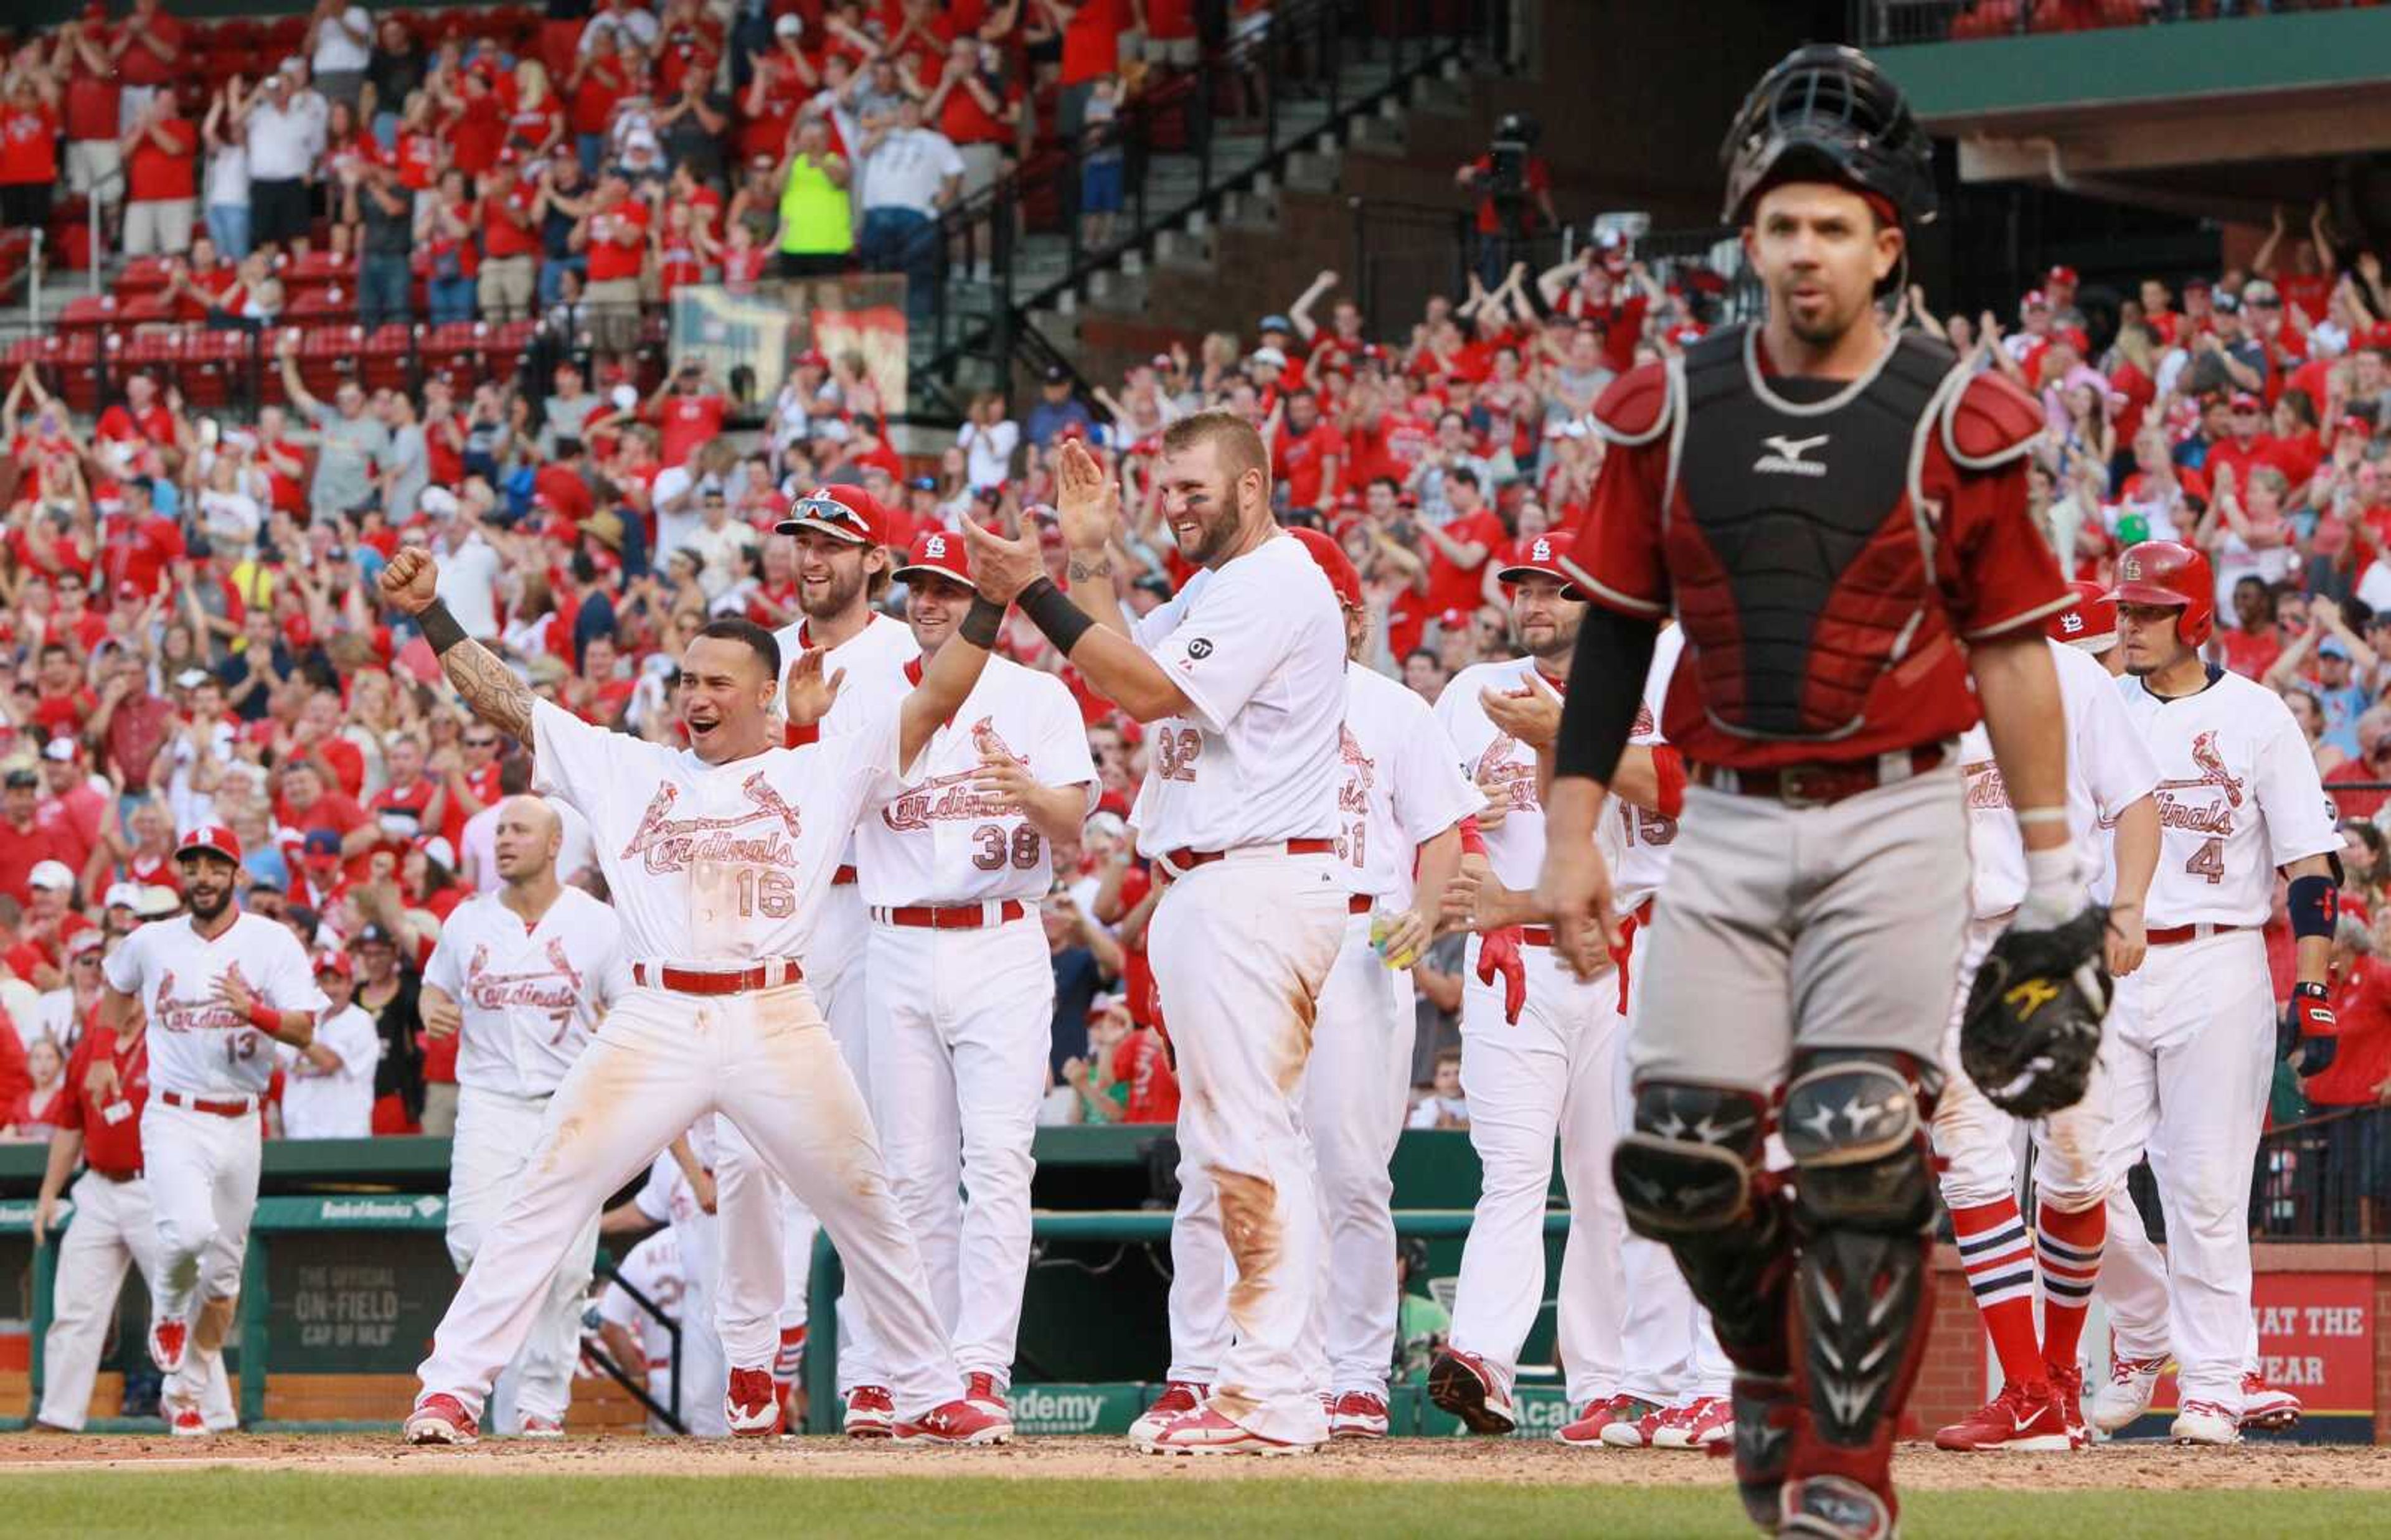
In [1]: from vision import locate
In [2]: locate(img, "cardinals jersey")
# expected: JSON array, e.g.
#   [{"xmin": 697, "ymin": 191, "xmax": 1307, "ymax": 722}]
[
  {"xmin": 1336, "ymin": 665, "xmax": 1483, "ymax": 909},
  {"xmin": 278, "ymin": 1003, "xmax": 380, "ymax": 1138},
  {"xmin": 856, "ymin": 654, "xmax": 1097, "ymax": 907},
  {"xmin": 1128, "ymin": 535, "xmax": 1346, "ymax": 858},
  {"xmin": 423, "ymin": 885, "xmax": 630, "ymax": 1099},
  {"xmin": 2118, "ymin": 667, "xmax": 2339, "ymax": 928},
  {"xmin": 1959, "ymin": 641, "xmax": 2159, "ymax": 921},
  {"xmin": 598, "ymin": 1226, "xmax": 684, "ymax": 1373},
  {"xmin": 530, "ymin": 698, "xmax": 919, "ymax": 966},
  {"xmin": 1434, "ymin": 657, "xmax": 1565, "ymax": 893},
  {"xmin": 771, "ymin": 612, "xmax": 917, "ymax": 736},
  {"xmin": 1611, "ymin": 625, "xmax": 1687, "ymax": 915},
  {"xmin": 103, "ymin": 912, "xmax": 328, "ymax": 1099}
]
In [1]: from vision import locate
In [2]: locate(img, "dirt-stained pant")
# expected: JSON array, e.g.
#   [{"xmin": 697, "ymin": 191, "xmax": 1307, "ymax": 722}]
[
  {"xmin": 1149, "ymin": 848, "xmax": 1347, "ymax": 1445},
  {"xmin": 415, "ymin": 982, "xmax": 962, "ymax": 1424}
]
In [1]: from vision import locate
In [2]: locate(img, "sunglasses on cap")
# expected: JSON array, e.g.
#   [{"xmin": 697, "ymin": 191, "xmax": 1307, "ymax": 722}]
[{"xmin": 786, "ymin": 493, "xmax": 869, "ymax": 534}]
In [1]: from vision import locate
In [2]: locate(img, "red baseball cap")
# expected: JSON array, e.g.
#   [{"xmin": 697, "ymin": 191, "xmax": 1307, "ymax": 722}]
[
  {"xmin": 2339, "ymin": 415, "xmax": 2375, "ymax": 438},
  {"xmin": 1496, "ymin": 530, "xmax": 1585, "ymax": 596},
  {"xmin": 892, "ymin": 528, "xmax": 975, "ymax": 591},
  {"xmin": 2047, "ymin": 264, "xmax": 2080, "ymax": 287},
  {"xmin": 314, "ymin": 950, "xmax": 355, "ymax": 979},
  {"xmin": 1285, "ymin": 526, "xmax": 1362, "ymax": 610},
  {"xmin": 176, "ymin": 824, "xmax": 243, "ymax": 864},
  {"xmin": 2230, "ymin": 391, "xmax": 2265, "ymax": 411},
  {"xmin": 2019, "ymin": 289, "xmax": 2050, "ymax": 314},
  {"xmin": 2045, "ymin": 580, "xmax": 2118, "ymax": 654},
  {"xmin": 778, "ymin": 483, "xmax": 885, "ymax": 544}
]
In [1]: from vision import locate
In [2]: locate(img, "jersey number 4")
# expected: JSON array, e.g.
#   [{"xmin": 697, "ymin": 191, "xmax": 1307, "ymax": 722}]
[{"xmin": 2184, "ymin": 836, "xmax": 2225, "ymax": 886}]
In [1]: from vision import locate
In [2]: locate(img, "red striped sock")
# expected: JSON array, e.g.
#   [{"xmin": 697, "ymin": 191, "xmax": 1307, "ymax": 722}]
[
  {"xmin": 1952, "ymin": 1198, "xmax": 2045, "ymax": 1389},
  {"xmin": 2035, "ymin": 1201, "xmax": 2105, "ymax": 1373},
  {"xmin": 773, "ymin": 1325, "xmax": 808, "ymax": 1385}
]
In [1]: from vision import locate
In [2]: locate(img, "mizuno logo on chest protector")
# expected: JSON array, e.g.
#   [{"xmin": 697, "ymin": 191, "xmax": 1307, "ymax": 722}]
[{"xmin": 1754, "ymin": 433, "xmax": 1830, "ymax": 477}]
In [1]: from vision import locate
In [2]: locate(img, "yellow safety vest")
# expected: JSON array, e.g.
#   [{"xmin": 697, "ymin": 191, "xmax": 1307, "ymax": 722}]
[{"xmin": 778, "ymin": 155, "xmax": 853, "ymax": 257}]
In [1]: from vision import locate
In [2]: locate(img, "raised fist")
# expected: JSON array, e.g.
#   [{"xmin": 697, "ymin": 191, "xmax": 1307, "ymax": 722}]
[{"xmin": 379, "ymin": 546, "xmax": 441, "ymax": 615}]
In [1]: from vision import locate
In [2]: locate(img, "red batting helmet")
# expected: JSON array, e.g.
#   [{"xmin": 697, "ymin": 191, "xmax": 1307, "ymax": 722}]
[
  {"xmin": 1285, "ymin": 525, "xmax": 1363, "ymax": 611},
  {"xmin": 2044, "ymin": 579, "xmax": 2118, "ymax": 654},
  {"xmin": 2108, "ymin": 540, "xmax": 2214, "ymax": 647}
]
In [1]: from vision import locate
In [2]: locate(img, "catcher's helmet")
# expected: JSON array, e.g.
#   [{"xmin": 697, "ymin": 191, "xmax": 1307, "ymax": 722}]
[
  {"xmin": 2108, "ymin": 540, "xmax": 2215, "ymax": 647},
  {"xmin": 1720, "ymin": 44, "xmax": 1936, "ymax": 228}
]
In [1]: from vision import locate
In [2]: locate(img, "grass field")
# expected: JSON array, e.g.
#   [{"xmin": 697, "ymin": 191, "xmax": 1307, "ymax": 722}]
[
  {"xmin": 4, "ymin": 1437, "xmax": 2386, "ymax": 1539},
  {"xmin": 2, "ymin": 1470, "xmax": 2388, "ymax": 1539}
]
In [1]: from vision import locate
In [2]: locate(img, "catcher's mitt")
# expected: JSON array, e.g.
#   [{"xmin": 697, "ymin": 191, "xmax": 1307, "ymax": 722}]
[{"xmin": 1959, "ymin": 903, "xmax": 2112, "ymax": 1119}]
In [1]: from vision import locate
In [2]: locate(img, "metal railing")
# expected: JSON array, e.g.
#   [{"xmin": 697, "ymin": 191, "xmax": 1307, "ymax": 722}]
[
  {"xmin": 580, "ymin": 1256, "xmax": 687, "ymax": 1435},
  {"xmin": 1851, "ymin": 0, "xmax": 2372, "ymax": 49}
]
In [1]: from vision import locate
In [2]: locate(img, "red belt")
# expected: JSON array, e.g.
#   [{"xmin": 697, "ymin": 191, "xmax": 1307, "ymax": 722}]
[
  {"xmin": 832, "ymin": 865, "xmax": 858, "ymax": 886},
  {"xmin": 1162, "ymin": 837, "xmax": 1336, "ymax": 873},
  {"xmin": 159, "ymin": 1091, "xmax": 253, "ymax": 1118},
  {"xmin": 88, "ymin": 1165, "xmax": 143, "ymax": 1183},
  {"xmin": 1519, "ymin": 926, "xmax": 1555, "ymax": 947},
  {"xmin": 2145, "ymin": 922, "xmax": 2248, "ymax": 947},
  {"xmin": 631, "ymin": 957, "xmax": 806, "ymax": 994},
  {"xmin": 875, "ymin": 900, "xmax": 1027, "ymax": 930},
  {"xmin": 1691, "ymin": 744, "xmax": 1947, "ymax": 806},
  {"xmin": 1347, "ymin": 894, "xmax": 1372, "ymax": 916}
]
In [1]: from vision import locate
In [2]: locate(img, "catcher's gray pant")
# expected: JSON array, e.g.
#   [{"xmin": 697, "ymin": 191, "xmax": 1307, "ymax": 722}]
[{"xmin": 1628, "ymin": 763, "xmax": 1967, "ymax": 1092}]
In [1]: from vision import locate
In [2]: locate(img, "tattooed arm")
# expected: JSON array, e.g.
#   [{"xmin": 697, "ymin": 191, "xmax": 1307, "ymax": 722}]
[{"xmin": 376, "ymin": 548, "xmax": 535, "ymax": 743}]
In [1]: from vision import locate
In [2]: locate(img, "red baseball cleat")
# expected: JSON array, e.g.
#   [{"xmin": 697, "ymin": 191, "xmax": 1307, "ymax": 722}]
[
  {"xmin": 517, "ymin": 1416, "xmax": 565, "ymax": 1439},
  {"xmin": 842, "ymin": 1384, "xmax": 895, "ymax": 1439},
  {"xmin": 1932, "ymin": 1379, "xmax": 2073, "ymax": 1452},
  {"xmin": 167, "ymin": 1397, "xmax": 209, "ymax": 1438},
  {"xmin": 964, "ymin": 1372, "xmax": 1011, "ymax": 1418},
  {"xmin": 1134, "ymin": 1406, "xmax": 1313, "ymax": 1457},
  {"xmin": 1427, "ymin": 1349, "xmax": 1516, "ymax": 1435},
  {"xmin": 892, "ymin": 1397, "xmax": 1012, "ymax": 1445},
  {"xmin": 404, "ymin": 1394, "xmax": 480, "ymax": 1447},
  {"xmin": 727, "ymin": 1368, "xmax": 783, "ymax": 1437},
  {"xmin": 1652, "ymin": 1394, "xmax": 1732, "ymax": 1449},
  {"xmin": 2046, "ymin": 1363, "xmax": 2087, "ymax": 1447},
  {"xmin": 1328, "ymin": 1391, "xmax": 1389, "ymax": 1440},
  {"xmin": 2239, "ymin": 1373, "xmax": 2301, "ymax": 1432},
  {"xmin": 148, "ymin": 1319, "xmax": 187, "ymax": 1374},
  {"xmin": 1126, "ymin": 1380, "xmax": 1208, "ymax": 1444}
]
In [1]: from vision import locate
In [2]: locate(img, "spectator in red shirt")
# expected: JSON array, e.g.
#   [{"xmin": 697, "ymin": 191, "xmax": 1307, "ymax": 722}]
[
  {"xmin": 1273, "ymin": 388, "xmax": 1344, "ymax": 513},
  {"xmin": 576, "ymin": 169, "xmax": 651, "ymax": 364},
  {"xmin": 2327, "ymin": 708, "xmax": 2391, "ymax": 820},
  {"xmin": 52, "ymin": 7, "xmax": 121, "ymax": 215},
  {"xmin": 36, "ymin": 735, "xmax": 107, "ymax": 880},
  {"xmin": 649, "ymin": 358, "xmax": 730, "ymax": 467},
  {"xmin": 2217, "ymin": 576, "xmax": 2283, "ymax": 682},
  {"xmin": 923, "ymin": 34, "xmax": 1011, "ymax": 203},
  {"xmin": 0, "ymin": 66, "xmax": 62, "ymax": 235},
  {"xmin": 120, "ymin": 88, "xmax": 197, "ymax": 258},
  {"xmin": 89, "ymin": 646, "xmax": 174, "ymax": 793},
  {"xmin": 0, "ymin": 768, "xmax": 80, "ymax": 907},
  {"xmin": 476, "ymin": 156, "xmax": 544, "ymax": 322}
]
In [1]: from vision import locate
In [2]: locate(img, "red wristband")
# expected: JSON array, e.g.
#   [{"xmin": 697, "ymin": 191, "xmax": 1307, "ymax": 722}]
[
  {"xmin": 248, "ymin": 1002, "xmax": 281, "ymax": 1033},
  {"xmin": 1652, "ymin": 745, "xmax": 1687, "ymax": 820},
  {"xmin": 1458, "ymin": 814, "xmax": 1488, "ymax": 858}
]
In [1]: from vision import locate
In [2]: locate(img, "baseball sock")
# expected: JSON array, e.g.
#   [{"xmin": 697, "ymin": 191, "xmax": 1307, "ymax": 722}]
[
  {"xmin": 773, "ymin": 1325, "xmax": 807, "ymax": 1387},
  {"xmin": 1951, "ymin": 1198, "xmax": 2045, "ymax": 1390},
  {"xmin": 2035, "ymin": 1201, "xmax": 2105, "ymax": 1373}
]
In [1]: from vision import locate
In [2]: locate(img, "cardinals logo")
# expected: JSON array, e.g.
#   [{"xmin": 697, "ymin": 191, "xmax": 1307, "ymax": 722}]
[
  {"xmin": 151, "ymin": 965, "xmax": 255, "ymax": 1035},
  {"xmin": 1337, "ymin": 725, "xmax": 1377, "ymax": 815},
  {"xmin": 463, "ymin": 938, "xmax": 586, "ymax": 1013},
  {"xmin": 2154, "ymin": 730, "xmax": 2245, "ymax": 807},
  {"xmin": 882, "ymin": 718, "xmax": 1029, "ymax": 831},
  {"xmin": 621, "ymin": 775, "xmax": 805, "ymax": 875},
  {"xmin": 2153, "ymin": 729, "xmax": 2243, "ymax": 837},
  {"xmin": 1474, "ymin": 732, "xmax": 1539, "ymax": 813}
]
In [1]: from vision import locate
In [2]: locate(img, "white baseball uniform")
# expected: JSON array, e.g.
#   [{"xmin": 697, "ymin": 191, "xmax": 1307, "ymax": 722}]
[
  {"xmin": 424, "ymin": 885, "xmax": 628, "ymax": 1433},
  {"xmin": 1605, "ymin": 626, "xmax": 1735, "ymax": 1414},
  {"xmin": 856, "ymin": 652, "xmax": 1096, "ymax": 1389},
  {"xmin": 277, "ymin": 1002, "xmax": 380, "ymax": 1140},
  {"xmin": 2095, "ymin": 666, "xmax": 2338, "ymax": 1415},
  {"xmin": 716, "ymin": 611, "xmax": 921, "ymax": 1397},
  {"xmin": 1133, "ymin": 532, "xmax": 1350, "ymax": 1447},
  {"xmin": 412, "ymin": 695, "xmax": 965, "ymax": 1426},
  {"xmin": 105, "ymin": 909, "xmax": 326, "ymax": 1420},
  {"xmin": 598, "ymin": 1226, "xmax": 686, "ymax": 1434},
  {"xmin": 632, "ymin": 1144, "xmax": 725, "ymax": 1435},
  {"xmin": 1432, "ymin": 654, "xmax": 1628, "ymax": 1410}
]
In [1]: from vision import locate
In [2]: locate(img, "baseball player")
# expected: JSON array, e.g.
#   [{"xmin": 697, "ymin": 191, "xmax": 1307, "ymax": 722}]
[
  {"xmin": 276, "ymin": 952, "xmax": 381, "ymax": 1140},
  {"xmin": 710, "ymin": 484, "xmax": 922, "ymax": 1437},
  {"xmin": 596, "ymin": 1226, "xmax": 686, "ymax": 1435},
  {"xmin": 1930, "ymin": 583, "xmax": 2161, "ymax": 1452},
  {"xmin": 1537, "ymin": 45, "xmax": 2096, "ymax": 1537},
  {"xmin": 420, "ymin": 795, "xmax": 630, "ymax": 1438},
  {"xmin": 2085, "ymin": 540, "xmax": 2340, "ymax": 1445},
  {"xmin": 1152, "ymin": 527, "xmax": 1476, "ymax": 1442},
  {"xmin": 100, "ymin": 825, "xmax": 327, "ymax": 1437},
  {"xmin": 1422, "ymin": 532, "xmax": 1634, "ymax": 1441},
  {"xmin": 962, "ymin": 415, "xmax": 1348, "ymax": 1455},
  {"xmin": 381, "ymin": 541, "xmax": 1009, "ymax": 1448},
  {"xmin": 854, "ymin": 530, "xmax": 1098, "ymax": 1428}
]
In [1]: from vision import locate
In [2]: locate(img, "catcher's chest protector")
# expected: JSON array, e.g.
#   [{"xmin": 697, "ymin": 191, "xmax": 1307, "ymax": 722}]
[{"xmin": 1669, "ymin": 325, "xmax": 1961, "ymax": 741}]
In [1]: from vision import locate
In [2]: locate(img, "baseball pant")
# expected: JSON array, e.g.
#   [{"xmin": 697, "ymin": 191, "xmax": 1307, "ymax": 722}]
[
  {"xmin": 1612, "ymin": 919, "xmax": 1731, "ymax": 1407},
  {"xmin": 1148, "ymin": 847, "xmax": 1347, "ymax": 1445},
  {"xmin": 142, "ymin": 1099, "xmax": 262, "ymax": 1326},
  {"xmin": 713, "ymin": 881, "xmax": 885, "ymax": 1389},
  {"xmin": 2094, "ymin": 929, "xmax": 2273, "ymax": 1413},
  {"xmin": 1630, "ymin": 768, "xmax": 1964, "ymax": 1089},
  {"xmin": 447, "ymin": 1084, "xmax": 600, "ymax": 1432},
  {"xmin": 1935, "ymin": 916, "xmax": 2111, "ymax": 1212},
  {"xmin": 37, "ymin": 1171, "xmax": 163, "ymax": 1431},
  {"xmin": 1448, "ymin": 935, "xmax": 1625, "ymax": 1408},
  {"xmin": 865, "ymin": 911, "xmax": 1051, "ymax": 1384},
  {"xmin": 415, "ymin": 981, "xmax": 962, "ymax": 1424}
]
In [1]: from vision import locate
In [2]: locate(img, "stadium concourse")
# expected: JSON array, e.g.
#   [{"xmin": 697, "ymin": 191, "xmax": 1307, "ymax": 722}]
[{"xmin": 6, "ymin": 0, "xmax": 2391, "ymax": 1510}]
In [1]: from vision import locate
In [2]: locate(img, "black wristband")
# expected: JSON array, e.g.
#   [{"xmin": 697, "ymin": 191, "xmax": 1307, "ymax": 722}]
[
  {"xmin": 418, "ymin": 599, "xmax": 468, "ymax": 656},
  {"xmin": 1017, "ymin": 578, "xmax": 1095, "ymax": 657},
  {"xmin": 960, "ymin": 594, "xmax": 1004, "ymax": 649}
]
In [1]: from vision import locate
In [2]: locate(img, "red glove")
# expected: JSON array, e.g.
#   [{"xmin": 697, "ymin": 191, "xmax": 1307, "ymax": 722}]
[{"xmin": 1476, "ymin": 927, "xmax": 1527, "ymax": 1025}]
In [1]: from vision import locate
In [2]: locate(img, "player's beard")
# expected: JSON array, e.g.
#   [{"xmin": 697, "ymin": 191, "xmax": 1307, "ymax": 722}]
[
  {"xmin": 798, "ymin": 560, "xmax": 865, "ymax": 621},
  {"xmin": 1517, "ymin": 609, "xmax": 1581, "ymax": 662},
  {"xmin": 186, "ymin": 881, "xmax": 232, "ymax": 923},
  {"xmin": 1172, "ymin": 502, "xmax": 1241, "ymax": 568}
]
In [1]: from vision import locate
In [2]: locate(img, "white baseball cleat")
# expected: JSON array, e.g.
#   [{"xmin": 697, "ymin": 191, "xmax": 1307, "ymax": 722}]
[
  {"xmin": 1127, "ymin": 1380, "xmax": 1208, "ymax": 1445},
  {"xmin": 1328, "ymin": 1391, "xmax": 1390, "ymax": 1440},
  {"xmin": 1134, "ymin": 1406, "xmax": 1314, "ymax": 1457},
  {"xmin": 1653, "ymin": 1395, "xmax": 1732, "ymax": 1449},
  {"xmin": 404, "ymin": 1394, "xmax": 480, "ymax": 1446},
  {"xmin": 166, "ymin": 1398, "xmax": 209, "ymax": 1438},
  {"xmin": 2171, "ymin": 1399, "xmax": 2241, "ymax": 1446},
  {"xmin": 517, "ymin": 1416, "xmax": 565, "ymax": 1439},
  {"xmin": 2089, "ymin": 1355, "xmax": 2167, "ymax": 1435},
  {"xmin": 2238, "ymin": 1374, "xmax": 2301, "ymax": 1432},
  {"xmin": 841, "ymin": 1384, "xmax": 895, "ymax": 1439}
]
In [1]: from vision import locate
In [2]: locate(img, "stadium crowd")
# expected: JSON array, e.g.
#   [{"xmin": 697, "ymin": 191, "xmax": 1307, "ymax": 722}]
[{"xmin": 0, "ymin": 2, "xmax": 2383, "ymax": 1223}]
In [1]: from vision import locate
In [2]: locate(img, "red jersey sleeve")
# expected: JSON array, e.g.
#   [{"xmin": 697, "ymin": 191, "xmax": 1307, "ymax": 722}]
[
  {"xmin": 1559, "ymin": 364, "xmax": 1673, "ymax": 619},
  {"xmin": 1930, "ymin": 373, "xmax": 2070, "ymax": 640}
]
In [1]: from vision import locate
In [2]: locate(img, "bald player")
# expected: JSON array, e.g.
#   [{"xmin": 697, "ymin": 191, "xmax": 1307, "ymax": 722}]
[
  {"xmin": 422, "ymin": 796, "xmax": 630, "ymax": 1437},
  {"xmin": 964, "ymin": 416, "xmax": 1348, "ymax": 1455}
]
